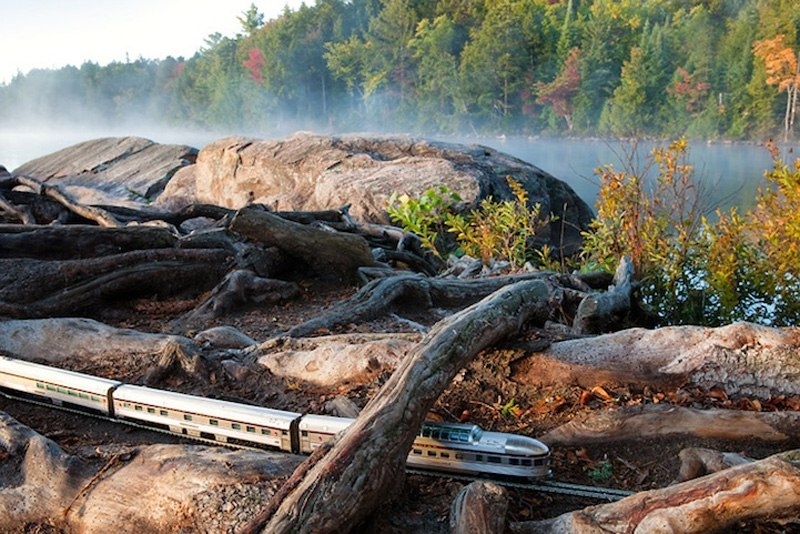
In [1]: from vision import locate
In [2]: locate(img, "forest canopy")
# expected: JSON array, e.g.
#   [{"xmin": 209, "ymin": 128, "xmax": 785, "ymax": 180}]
[{"xmin": 1, "ymin": 0, "xmax": 798, "ymax": 140}]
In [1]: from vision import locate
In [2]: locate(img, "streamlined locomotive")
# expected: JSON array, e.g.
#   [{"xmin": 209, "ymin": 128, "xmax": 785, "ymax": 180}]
[{"xmin": 0, "ymin": 356, "xmax": 551, "ymax": 478}]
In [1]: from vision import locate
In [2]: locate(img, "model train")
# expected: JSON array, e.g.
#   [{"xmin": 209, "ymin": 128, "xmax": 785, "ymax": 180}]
[{"xmin": 0, "ymin": 355, "xmax": 551, "ymax": 479}]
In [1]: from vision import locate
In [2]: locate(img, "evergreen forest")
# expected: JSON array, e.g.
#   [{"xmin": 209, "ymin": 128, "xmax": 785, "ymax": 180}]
[{"xmin": 1, "ymin": 0, "xmax": 799, "ymax": 140}]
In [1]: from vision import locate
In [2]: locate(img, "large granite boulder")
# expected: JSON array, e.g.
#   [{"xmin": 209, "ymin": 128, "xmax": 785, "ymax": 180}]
[
  {"xmin": 158, "ymin": 133, "xmax": 594, "ymax": 253},
  {"xmin": 13, "ymin": 136, "xmax": 196, "ymax": 207}
]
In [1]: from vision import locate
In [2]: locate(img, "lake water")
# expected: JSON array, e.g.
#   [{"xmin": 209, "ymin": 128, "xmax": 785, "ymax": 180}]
[{"xmin": 1, "ymin": 127, "xmax": 793, "ymax": 213}]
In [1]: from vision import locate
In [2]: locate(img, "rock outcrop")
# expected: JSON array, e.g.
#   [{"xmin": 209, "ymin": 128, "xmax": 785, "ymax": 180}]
[
  {"xmin": 13, "ymin": 136, "xmax": 196, "ymax": 207},
  {"xmin": 13, "ymin": 133, "xmax": 594, "ymax": 253},
  {"xmin": 158, "ymin": 133, "xmax": 594, "ymax": 253}
]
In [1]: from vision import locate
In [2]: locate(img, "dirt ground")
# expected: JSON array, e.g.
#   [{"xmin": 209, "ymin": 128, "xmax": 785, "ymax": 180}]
[{"xmin": 2, "ymin": 281, "xmax": 800, "ymax": 533}]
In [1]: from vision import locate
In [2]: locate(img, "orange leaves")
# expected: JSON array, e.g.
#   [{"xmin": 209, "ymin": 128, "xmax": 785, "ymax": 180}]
[
  {"xmin": 579, "ymin": 386, "xmax": 614, "ymax": 406},
  {"xmin": 753, "ymin": 35, "xmax": 800, "ymax": 92}
]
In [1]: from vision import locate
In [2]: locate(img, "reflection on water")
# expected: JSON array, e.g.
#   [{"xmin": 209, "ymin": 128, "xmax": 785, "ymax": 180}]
[{"xmin": 1, "ymin": 128, "xmax": 792, "ymax": 213}]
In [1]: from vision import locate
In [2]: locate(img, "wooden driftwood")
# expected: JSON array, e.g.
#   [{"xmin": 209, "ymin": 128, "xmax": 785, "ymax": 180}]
[
  {"xmin": 281, "ymin": 271, "xmax": 562, "ymax": 339},
  {"xmin": 174, "ymin": 269, "xmax": 301, "ymax": 327},
  {"xmin": 572, "ymin": 255, "xmax": 636, "ymax": 334},
  {"xmin": 674, "ymin": 447, "xmax": 754, "ymax": 483},
  {"xmin": 241, "ymin": 280, "xmax": 553, "ymax": 533},
  {"xmin": 12, "ymin": 175, "xmax": 123, "ymax": 227},
  {"xmin": 539, "ymin": 404, "xmax": 800, "ymax": 446},
  {"xmin": 0, "ymin": 248, "xmax": 232, "ymax": 318},
  {"xmin": 511, "ymin": 450, "xmax": 800, "ymax": 533},
  {"xmin": 229, "ymin": 205, "xmax": 376, "ymax": 282},
  {"xmin": 450, "ymin": 481, "xmax": 509, "ymax": 534}
]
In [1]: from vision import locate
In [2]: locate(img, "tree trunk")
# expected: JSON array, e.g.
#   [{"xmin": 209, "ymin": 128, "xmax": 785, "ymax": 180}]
[
  {"xmin": 511, "ymin": 450, "xmax": 800, "ymax": 533},
  {"xmin": 246, "ymin": 280, "xmax": 552, "ymax": 533},
  {"xmin": 450, "ymin": 481, "xmax": 508, "ymax": 534}
]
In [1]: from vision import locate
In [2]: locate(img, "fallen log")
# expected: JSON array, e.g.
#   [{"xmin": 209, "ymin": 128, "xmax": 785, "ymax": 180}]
[
  {"xmin": 229, "ymin": 205, "xmax": 376, "ymax": 282},
  {"xmin": 511, "ymin": 450, "xmax": 800, "ymax": 533},
  {"xmin": 571, "ymin": 255, "xmax": 635, "ymax": 334},
  {"xmin": 0, "ymin": 224, "xmax": 179, "ymax": 259},
  {"xmin": 13, "ymin": 175, "xmax": 122, "ymax": 227},
  {"xmin": 244, "ymin": 280, "xmax": 553, "ymax": 533},
  {"xmin": 514, "ymin": 321, "xmax": 800, "ymax": 397},
  {"xmin": 538, "ymin": 404, "xmax": 800, "ymax": 446},
  {"xmin": 281, "ymin": 271, "xmax": 560, "ymax": 339},
  {"xmin": 0, "ymin": 248, "xmax": 231, "ymax": 318}
]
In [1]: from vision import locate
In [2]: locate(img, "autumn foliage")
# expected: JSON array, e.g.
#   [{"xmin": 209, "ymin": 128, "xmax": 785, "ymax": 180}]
[
  {"xmin": 753, "ymin": 34, "xmax": 800, "ymax": 141},
  {"xmin": 535, "ymin": 47, "xmax": 581, "ymax": 131},
  {"xmin": 243, "ymin": 48, "xmax": 266, "ymax": 84}
]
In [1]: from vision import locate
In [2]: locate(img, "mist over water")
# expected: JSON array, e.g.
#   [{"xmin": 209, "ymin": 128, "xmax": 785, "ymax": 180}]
[{"xmin": 0, "ymin": 122, "xmax": 781, "ymax": 214}]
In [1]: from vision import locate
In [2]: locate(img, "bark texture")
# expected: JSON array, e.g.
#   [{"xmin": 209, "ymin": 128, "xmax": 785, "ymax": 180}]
[
  {"xmin": 253, "ymin": 280, "xmax": 552, "ymax": 533},
  {"xmin": 450, "ymin": 481, "xmax": 508, "ymax": 534},
  {"xmin": 511, "ymin": 450, "xmax": 800, "ymax": 534}
]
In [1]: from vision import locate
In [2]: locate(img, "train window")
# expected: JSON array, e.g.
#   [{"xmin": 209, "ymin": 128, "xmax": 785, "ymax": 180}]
[
  {"xmin": 441, "ymin": 452, "xmax": 450, "ymax": 459},
  {"xmin": 79, "ymin": 392, "xmax": 89, "ymax": 399},
  {"xmin": 135, "ymin": 405, "xmax": 144, "ymax": 411},
  {"xmin": 509, "ymin": 458, "xmax": 519, "ymax": 466},
  {"xmin": 488, "ymin": 456, "xmax": 501, "ymax": 464},
  {"xmin": 246, "ymin": 426, "xmax": 256, "ymax": 433},
  {"xmin": 427, "ymin": 451, "xmax": 436, "ymax": 457},
  {"xmin": 469, "ymin": 427, "xmax": 482, "ymax": 442},
  {"xmin": 301, "ymin": 430, "xmax": 308, "ymax": 437},
  {"xmin": 68, "ymin": 390, "xmax": 78, "ymax": 397},
  {"xmin": 455, "ymin": 453, "xmax": 464, "ymax": 460},
  {"xmin": 431, "ymin": 429, "xmax": 441, "ymax": 439},
  {"xmin": 439, "ymin": 431, "xmax": 450, "ymax": 440},
  {"xmin": 261, "ymin": 429, "xmax": 270, "ymax": 435},
  {"xmin": 534, "ymin": 459, "xmax": 544, "ymax": 466},
  {"xmin": 521, "ymin": 459, "xmax": 532, "ymax": 466},
  {"xmin": 210, "ymin": 419, "xmax": 219, "ymax": 426},
  {"xmin": 57, "ymin": 387, "xmax": 68, "ymax": 394},
  {"xmin": 36, "ymin": 383, "xmax": 44, "ymax": 389},
  {"xmin": 475, "ymin": 455, "xmax": 483, "ymax": 462},
  {"xmin": 123, "ymin": 403, "xmax": 131, "ymax": 408},
  {"xmin": 147, "ymin": 407, "xmax": 155, "ymax": 414},
  {"xmin": 46, "ymin": 385, "xmax": 56, "ymax": 391},
  {"xmin": 412, "ymin": 449, "xmax": 422, "ymax": 455},
  {"xmin": 282, "ymin": 430, "xmax": 288, "ymax": 436},
  {"xmin": 160, "ymin": 410, "xmax": 168, "ymax": 416},
  {"xmin": 92, "ymin": 396, "xmax": 101, "ymax": 402},
  {"xmin": 184, "ymin": 414, "xmax": 192, "ymax": 421},
  {"xmin": 422, "ymin": 428, "xmax": 431, "ymax": 438},
  {"xmin": 232, "ymin": 424, "xmax": 241, "ymax": 430}
]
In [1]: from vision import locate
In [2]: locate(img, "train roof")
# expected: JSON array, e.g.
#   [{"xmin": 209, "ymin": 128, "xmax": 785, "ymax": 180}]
[
  {"xmin": 298, "ymin": 414, "xmax": 355, "ymax": 433},
  {"xmin": 0, "ymin": 356, "xmax": 122, "ymax": 395},
  {"xmin": 113, "ymin": 384, "xmax": 302, "ymax": 428}
]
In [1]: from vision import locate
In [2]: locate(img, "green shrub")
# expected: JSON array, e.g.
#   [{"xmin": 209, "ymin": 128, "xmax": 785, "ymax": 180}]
[
  {"xmin": 387, "ymin": 177, "xmax": 554, "ymax": 270},
  {"xmin": 445, "ymin": 177, "xmax": 551, "ymax": 269},
  {"xmin": 387, "ymin": 186, "xmax": 462, "ymax": 258},
  {"xmin": 580, "ymin": 138, "xmax": 709, "ymax": 325},
  {"xmin": 581, "ymin": 138, "xmax": 800, "ymax": 326}
]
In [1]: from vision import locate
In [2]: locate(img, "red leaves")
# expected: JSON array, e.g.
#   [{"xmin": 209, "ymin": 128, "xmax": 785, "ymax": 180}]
[{"xmin": 243, "ymin": 48, "xmax": 266, "ymax": 84}]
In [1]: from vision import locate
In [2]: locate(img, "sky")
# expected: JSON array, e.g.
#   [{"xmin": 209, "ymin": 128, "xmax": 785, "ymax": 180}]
[{"xmin": 0, "ymin": 0, "xmax": 308, "ymax": 84}]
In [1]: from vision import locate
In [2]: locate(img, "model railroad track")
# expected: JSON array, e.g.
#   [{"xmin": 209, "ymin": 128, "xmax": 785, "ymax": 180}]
[
  {"xmin": 407, "ymin": 468, "xmax": 634, "ymax": 501},
  {"xmin": 2, "ymin": 390, "xmax": 632, "ymax": 501}
]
